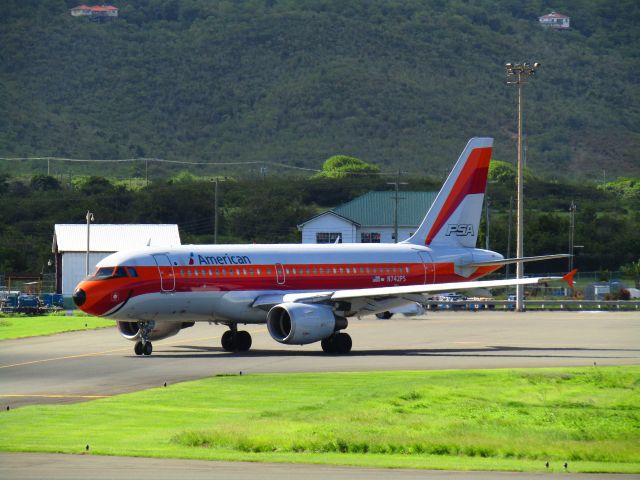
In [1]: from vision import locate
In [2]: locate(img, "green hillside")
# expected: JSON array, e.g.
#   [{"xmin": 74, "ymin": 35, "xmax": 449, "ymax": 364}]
[{"xmin": 1, "ymin": 0, "xmax": 639, "ymax": 178}]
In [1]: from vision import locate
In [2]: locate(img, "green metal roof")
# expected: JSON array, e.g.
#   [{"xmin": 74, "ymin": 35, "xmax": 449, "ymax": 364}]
[{"xmin": 332, "ymin": 191, "xmax": 437, "ymax": 227}]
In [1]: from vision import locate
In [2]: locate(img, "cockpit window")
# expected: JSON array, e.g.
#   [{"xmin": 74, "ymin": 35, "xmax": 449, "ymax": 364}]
[
  {"xmin": 92, "ymin": 266, "xmax": 129, "ymax": 280},
  {"xmin": 94, "ymin": 267, "xmax": 117, "ymax": 279},
  {"xmin": 127, "ymin": 267, "xmax": 138, "ymax": 278}
]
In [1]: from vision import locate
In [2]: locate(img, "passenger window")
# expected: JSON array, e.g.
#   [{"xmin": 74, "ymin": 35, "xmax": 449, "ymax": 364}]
[{"xmin": 126, "ymin": 267, "xmax": 138, "ymax": 278}]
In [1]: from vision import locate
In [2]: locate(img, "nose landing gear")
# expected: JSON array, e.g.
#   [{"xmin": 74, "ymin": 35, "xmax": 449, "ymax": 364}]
[
  {"xmin": 134, "ymin": 320, "xmax": 155, "ymax": 356},
  {"xmin": 221, "ymin": 324, "xmax": 252, "ymax": 352}
]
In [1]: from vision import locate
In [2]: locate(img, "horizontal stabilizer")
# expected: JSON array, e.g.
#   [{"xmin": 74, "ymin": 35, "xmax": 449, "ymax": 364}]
[{"xmin": 469, "ymin": 254, "xmax": 570, "ymax": 268}]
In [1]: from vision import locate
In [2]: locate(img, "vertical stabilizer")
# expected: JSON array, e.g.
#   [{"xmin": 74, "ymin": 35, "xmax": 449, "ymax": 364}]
[{"xmin": 405, "ymin": 137, "xmax": 493, "ymax": 248}]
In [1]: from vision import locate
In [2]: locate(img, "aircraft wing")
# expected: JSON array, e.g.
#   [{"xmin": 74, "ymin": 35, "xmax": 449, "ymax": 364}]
[
  {"xmin": 281, "ymin": 272, "xmax": 575, "ymax": 316},
  {"xmin": 282, "ymin": 276, "xmax": 554, "ymax": 303}
]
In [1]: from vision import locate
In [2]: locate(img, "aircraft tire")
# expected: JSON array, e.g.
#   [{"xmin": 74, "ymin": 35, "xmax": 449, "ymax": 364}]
[
  {"xmin": 236, "ymin": 331, "xmax": 252, "ymax": 352},
  {"xmin": 221, "ymin": 330, "xmax": 235, "ymax": 352},
  {"xmin": 142, "ymin": 342, "xmax": 153, "ymax": 356},
  {"xmin": 321, "ymin": 336, "xmax": 335, "ymax": 353},
  {"xmin": 134, "ymin": 341, "xmax": 143, "ymax": 356},
  {"xmin": 335, "ymin": 332, "xmax": 352, "ymax": 354}
]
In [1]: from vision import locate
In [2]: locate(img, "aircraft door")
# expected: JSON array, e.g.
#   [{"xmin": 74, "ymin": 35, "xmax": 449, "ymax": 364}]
[
  {"xmin": 275, "ymin": 263, "xmax": 285, "ymax": 285},
  {"xmin": 418, "ymin": 251, "xmax": 435, "ymax": 284},
  {"xmin": 152, "ymin": 254, "xmax": 176, "ymax": 292}
]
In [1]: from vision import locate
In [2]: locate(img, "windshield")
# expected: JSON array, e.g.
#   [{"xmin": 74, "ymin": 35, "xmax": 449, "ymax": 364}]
[{"xmin": 92, "ymin": 266, "xmax": 129, "ymax": 280}]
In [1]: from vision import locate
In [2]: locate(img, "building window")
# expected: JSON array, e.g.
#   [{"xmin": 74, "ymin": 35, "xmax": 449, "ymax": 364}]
[
  {"xmin": 361, "ymin": 232, "xmax": 381, "ymax": 243},
  {"xmin": 316, "ymin": 232, "xmax": 342, "ymax": 244}
]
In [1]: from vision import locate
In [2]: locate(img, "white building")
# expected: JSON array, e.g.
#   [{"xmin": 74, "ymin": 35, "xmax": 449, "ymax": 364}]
[
  {"xmin": 52, "ymin": 224, "xmax": 180, "ymax": 296},
  {"xmin": 539, "ymin": 11, "xmax": 570, "ymax": 29},
  {"xmin": 298, "ymin": 191, "xmax": 437, "ymax": 244}
]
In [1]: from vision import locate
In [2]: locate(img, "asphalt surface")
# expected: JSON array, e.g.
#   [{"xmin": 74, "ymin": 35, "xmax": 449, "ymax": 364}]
[
  {"xmin": 1, "ymin": 310, "xmax": 638, "ymax": 408},
  {"xmin": 2, "ymin": 452, "xmax": 638, "ymax": 480},
  {"xmin": 1, "ymin": 310, "xmax": 639, "ymax": 479}
]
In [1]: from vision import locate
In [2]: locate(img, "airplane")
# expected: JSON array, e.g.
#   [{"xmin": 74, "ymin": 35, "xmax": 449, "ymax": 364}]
[{"xmin": 72, "ymin": 137, "xmax": 573, "ymax": 356}]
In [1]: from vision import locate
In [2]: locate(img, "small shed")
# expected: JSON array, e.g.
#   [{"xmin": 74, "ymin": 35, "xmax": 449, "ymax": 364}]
[
  {"xmin": 539, "ymin": 11, "xmax": 570, "ymax": 29},
  {"xmin": 52, "ymin": 224, "xmax": 180, "ymax": 296}
]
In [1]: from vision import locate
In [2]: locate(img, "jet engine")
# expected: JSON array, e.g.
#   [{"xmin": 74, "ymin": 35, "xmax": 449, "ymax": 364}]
[
  {"xmin": 117, "ymin": 321, "xmax": 195, "ymax": 342},
  {"xmin": 267, "ymin": 303, "xmax": 346, "ymax": 345}
]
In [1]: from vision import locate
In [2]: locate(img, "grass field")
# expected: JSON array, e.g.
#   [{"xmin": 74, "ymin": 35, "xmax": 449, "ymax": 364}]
[
  {"xmin": 1, "ymin": 367, "xmax": 638, "ymax": 473},
  {"xmin": 0, "ymin": 313, "xmax": 114, "ymax": 340}
]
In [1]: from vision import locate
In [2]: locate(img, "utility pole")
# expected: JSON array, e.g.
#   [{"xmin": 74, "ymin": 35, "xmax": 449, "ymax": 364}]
[
  {"xmin": 568, "ymin": 201, "xmax": 576, "ymax": 272},
  {"xmin": 484, "ymin": 196, "xmax": 490, "ymax": 250},
  {"xmin": 505, "ymin": 195, "xmax": 513, "ymax": 278},
  {"xmin": 505, "ymin": 62, "xmax": 540, "ymax": 312},
  {"xmin": 214, "ymin": 178, "xmax": 219, "ymax": 244},
  {"xmin": 85, "ymin": 210, "xmax": 94, "ymax": 276},
  {"xmin": 387, "ymin": 169, "xmax": 407, "ymax": 243}
]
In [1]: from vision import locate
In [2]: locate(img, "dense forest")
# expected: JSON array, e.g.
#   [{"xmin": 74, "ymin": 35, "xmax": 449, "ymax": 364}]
[
  {"xmin": 0, "ymin": 167, "xmax": 638, "ymax": 276},
  {"xmin": 1, "ymin": 0, "xmax": 639, "ymax": 179}
]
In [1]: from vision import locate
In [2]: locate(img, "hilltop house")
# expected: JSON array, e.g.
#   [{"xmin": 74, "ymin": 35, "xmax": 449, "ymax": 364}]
[
  {"xmin": 538, "ymin": 11, "xmax": 570, "ymax": 29},
  {"xmin": 70, "ymin": 5, "xmax": 119, "ymax": 20}
]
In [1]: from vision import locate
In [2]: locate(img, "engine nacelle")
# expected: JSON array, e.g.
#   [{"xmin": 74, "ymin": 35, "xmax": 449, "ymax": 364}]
[
  {"xmin": 117, "ymin": 321, "xmax": 194, "ymax": 342},
  {"xmin": 267, "ymin": 303, "xmax": 346, "ymax": 345}
]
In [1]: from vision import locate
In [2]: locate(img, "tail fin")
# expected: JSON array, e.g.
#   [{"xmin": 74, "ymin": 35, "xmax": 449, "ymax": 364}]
[{"xmin": 405, "ymin": 137, "xmax": 493, "ymax": 247}]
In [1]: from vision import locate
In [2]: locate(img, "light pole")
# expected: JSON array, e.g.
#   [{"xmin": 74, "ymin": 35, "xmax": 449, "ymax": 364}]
[
  {"xmin": 568, "ymin": 201, "xmax": 576, "ymax": 272},
  {"xmin": 387, "ymin": 169, "xmax": 407, "ymax": 243},
  {"xmin": 505, "ymin": 62, "xmax": 540, "ymax": 312},
  {"xmin": 85, "ymin": 210, "xmax": 94, "ymax": 276}
]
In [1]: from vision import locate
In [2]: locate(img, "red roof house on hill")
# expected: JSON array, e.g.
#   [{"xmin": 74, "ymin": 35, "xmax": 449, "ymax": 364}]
[
  {"xmin": 538, "ymin": 11, "xmax": 570, "ymax": 29},
  {"xmin": 70, "ymin": 5, "xmax": 118, "ymax": 20}
]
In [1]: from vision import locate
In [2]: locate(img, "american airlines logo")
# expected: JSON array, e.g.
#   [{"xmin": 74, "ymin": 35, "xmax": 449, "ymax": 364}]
[
  {"xmin": 445, "ymin": 224, "xmax": 474, "ymax": 236},
  {"xmin": 189, "ymin": 252, "xmax": 253, "ymax": 265}
]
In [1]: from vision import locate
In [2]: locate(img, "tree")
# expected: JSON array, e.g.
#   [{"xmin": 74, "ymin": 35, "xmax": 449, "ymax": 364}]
[
  {"xmin": 621, "ymin": 259, "xmax": 640, "ymax": 288},
  {"xmin": 314, "ymin": 155, "xmax": 380, "ymax": 179},
  {"xmin": 30, "ymin": 174, "xmax": 61, "ymax": 191}
]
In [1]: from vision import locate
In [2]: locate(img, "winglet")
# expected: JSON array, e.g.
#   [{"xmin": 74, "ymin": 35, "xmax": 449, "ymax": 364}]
[{"xmin": 563, "ymin": 269, "xmax": 577, "ymax": 288}]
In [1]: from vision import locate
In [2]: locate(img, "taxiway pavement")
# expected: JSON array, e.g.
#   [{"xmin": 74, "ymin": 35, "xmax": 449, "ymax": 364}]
[{"xmin": 1, "ymin": 310, "xmax": 638, "ymax": 408}]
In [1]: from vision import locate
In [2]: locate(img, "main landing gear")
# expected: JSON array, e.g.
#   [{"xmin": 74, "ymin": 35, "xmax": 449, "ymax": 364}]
[
  {"xmin": 221, "ymin": 324, "xmax": 252, "ymax": 352},
  {"xmin": 321, "ymin": 332, "xmax": 352, "ymax": 354},
  {"xmin": 134, "ymin": 320, "xmax": 154, "ymax": 356}
]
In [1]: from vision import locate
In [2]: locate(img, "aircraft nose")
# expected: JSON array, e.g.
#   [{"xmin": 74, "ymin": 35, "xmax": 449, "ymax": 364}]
[{"xmin": 72, "ymin": 288, "xmax": 86, "ymax": 307}]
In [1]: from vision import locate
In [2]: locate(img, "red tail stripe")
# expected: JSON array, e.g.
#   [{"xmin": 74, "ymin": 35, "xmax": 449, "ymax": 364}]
[{"xmin": 425, "ymin": 147, "xmax": 491, "ymax": 245}]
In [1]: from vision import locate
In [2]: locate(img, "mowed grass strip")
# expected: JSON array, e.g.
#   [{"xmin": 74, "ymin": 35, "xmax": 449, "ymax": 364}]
[
  {"xmin": 0, "ymin": 367, "xmax": 638, "ymax": 473},
  {"xmin": 0, "ymin": 313, "xmax": 114, "ymax": 340}
]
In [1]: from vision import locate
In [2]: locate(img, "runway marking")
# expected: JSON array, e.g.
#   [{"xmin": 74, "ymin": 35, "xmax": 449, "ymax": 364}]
[
  {"xmin": 0, "ymin": 394, "xmax": 110, "ymax": 399},
  {"xmin": 0, "ymin": 327, "xmax": 267, "ymax": 370}
]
